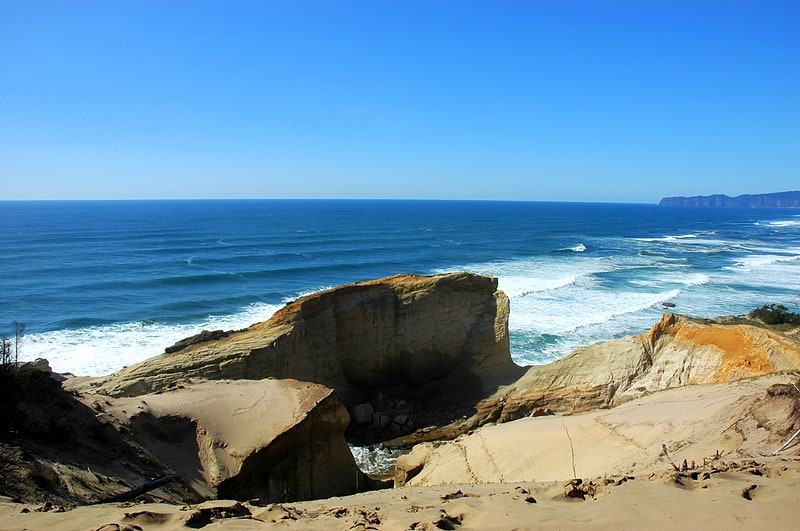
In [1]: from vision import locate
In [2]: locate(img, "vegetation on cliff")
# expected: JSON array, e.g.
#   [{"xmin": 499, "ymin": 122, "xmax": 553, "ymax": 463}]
[{"xmin": 749, "ymin": 304, "xmax": 800, "ymax": 326}]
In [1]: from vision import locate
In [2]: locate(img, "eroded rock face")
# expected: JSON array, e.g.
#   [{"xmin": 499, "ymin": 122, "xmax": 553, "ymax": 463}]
[
  {"xmin": 40, "ymin": 272, "xmax": 519, "ymax": 503},
  {"xmin": 0, "ymin": 367, "xmax": 201, "ymax": 506},
  {"xmin": 451, "ymin": 313, "xmax": 800, "ymax": 431},
  {"xmin": 395, "ymin": 374, "xmax": 800, "ymax": 488},
  {"xmin": 631, "ymin": 313, "xmax": 800, "ymax": 392},
  {"xmin": 72, "ymin": 273, "xmax": 520, "ymax": 408},
  {"xmin": 103, "ymin": 379, "xmax": 367, "ymax": 503}
]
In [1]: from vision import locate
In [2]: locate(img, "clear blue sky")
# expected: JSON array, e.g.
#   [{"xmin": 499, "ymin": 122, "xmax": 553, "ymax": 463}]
[{"xmin": 1, "ymin": 1, "xmax": 798, "ymax": 202}]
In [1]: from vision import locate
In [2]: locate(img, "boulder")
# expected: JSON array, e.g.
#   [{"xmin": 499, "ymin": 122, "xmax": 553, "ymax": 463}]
[
  {"xmin": 349, "ymin": 403, "xmax": 375, "ymax": 427},
  {"xmin": 107, "ymin": 378, "xmax": 368, "ymax": 502}
]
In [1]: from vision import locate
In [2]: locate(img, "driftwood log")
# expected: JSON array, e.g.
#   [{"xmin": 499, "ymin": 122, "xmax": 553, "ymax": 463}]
[
  {"xmin": 97, "ymin": 474, "xmax": 177, "ymax": 504},
  {"xmin": 661, "ymin": 444, "xmax": 680, "ymax": 471}
]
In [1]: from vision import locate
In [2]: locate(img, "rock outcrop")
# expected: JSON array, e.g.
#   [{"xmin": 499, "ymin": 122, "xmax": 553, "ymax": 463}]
[
  {"xmin": 71, "ymin": 272, "xmax": 522, "ymax": 410},
  {"xmin": 0, "ymin": 367, "xmax": 201, "ymax": 505},
  {"xmin": 395, "ymin": 374, "xmax": 800, "ymax": 487},
  {"xmin": 471, "ymin": 313, "xmax": 800, "ymax": 425},
  {"xmin": 14, "ymin": 272, "xmax": 517, "ymax": 504},
  {"xmin": 386, "ymin": 312, "xmax": 800, "ymax": 447},
  {"xmin": 105, "ymin": 379, "xmax": 368, "ymax": 503},
  {"xmin": 12, "ymin": 271, "xmax": 800, "ymax": 507},
  {"xmin": 393, "ymin": 314, "xmax": 800, "ymax": 488},
  {"xmin": 1, "ymin": 370, "xmax": 369, "ymax": 505}
]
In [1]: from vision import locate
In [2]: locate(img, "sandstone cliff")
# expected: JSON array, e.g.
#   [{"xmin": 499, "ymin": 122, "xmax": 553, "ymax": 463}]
[
  {"xmin": 472, "ymin": 312, "xmax": 800, "ymax": 425},
  {"xmin": 385, "ymin": 312, "xmax": 800, "ymax": 448},
  {"xmin": 394, "ymin": 313, "xmax": 800, "ymax": 487},
  {"xmin": 12, "ymin": 273, "xmax": 800, "ymax": 507},
  {"xmin": 395, "ymin": 374, "xmax": 800, "ymax": 487},
  {"xmin": 17, "ymin": 272, "xmax": 518, "ymax": 504},
  {"xmin": 71, "ymin": 272, "xmax": 521, "ymax": 410}
]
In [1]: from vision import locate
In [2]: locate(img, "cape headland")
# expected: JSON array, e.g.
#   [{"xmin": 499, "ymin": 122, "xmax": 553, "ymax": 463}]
[
  {"xmin": 2, "ymin": 272, "xmax": 800, "ymax": 529},
  {"xmin": 659, "ymin": 190, "xmax": 800, "ymax": 207}
]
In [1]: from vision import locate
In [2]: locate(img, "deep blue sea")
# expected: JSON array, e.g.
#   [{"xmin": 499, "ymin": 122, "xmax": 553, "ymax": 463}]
[{"xmin": 1, "ymin": 200, "xmax": 799, "ymax": 376}]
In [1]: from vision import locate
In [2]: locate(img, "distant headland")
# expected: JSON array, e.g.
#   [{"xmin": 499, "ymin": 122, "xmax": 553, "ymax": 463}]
[{"xmin": 659, "ymin": 190, "xmax": 800, "ymax": 207}]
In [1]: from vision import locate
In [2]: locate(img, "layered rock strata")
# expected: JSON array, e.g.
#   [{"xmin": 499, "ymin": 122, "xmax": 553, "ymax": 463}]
[
  {"xmin": 386, "ymin": 312, "xmax": 800, "ymax": 447},
  {"xmin": 470, "ymin": 312, "xmax": 800, "ymax": 426},
  {"xmin": 71, "ymin": 272, "xmax": 521, "ymax": 410},
  {"xmin": 33, "ymin": 272, "xmax": 518, "ymax": 504},
  {"xmin": 395, "ymin": 374, "xmax": 800, "ymax": 487}
]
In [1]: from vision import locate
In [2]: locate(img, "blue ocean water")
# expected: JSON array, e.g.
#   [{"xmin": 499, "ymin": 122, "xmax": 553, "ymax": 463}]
[{"xmin": 1, "ymin": 199, "xmax": 798, "ymax": 376}]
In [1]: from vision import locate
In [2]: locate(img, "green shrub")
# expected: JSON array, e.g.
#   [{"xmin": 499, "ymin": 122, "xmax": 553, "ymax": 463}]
[{"xmin": 748, "ymin": 304, "xmax": 800, "ymax": 325}]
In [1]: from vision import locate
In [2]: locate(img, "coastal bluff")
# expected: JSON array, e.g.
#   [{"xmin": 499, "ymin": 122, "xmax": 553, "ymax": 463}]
[
  {"xmin": 9, "ymin": 272, "xmax": 519, "ymax": 506},
  {"xmin": 72, "ymin": 272, "xmax": 522, "ymax": 408},
  {"xmin": 447, "ymin": 312, "xmax": 800, "ymax": 429},
  {"xmin": 659, "ymin": 190, "xmax": 800, "ymax": 207},
  {"xmin": 395, "ymin": 313, "xmax": 800, "ymax": 487},
  {"xmin": 388, "ymin": 311, "xmax": 800, "ymax": 448}
]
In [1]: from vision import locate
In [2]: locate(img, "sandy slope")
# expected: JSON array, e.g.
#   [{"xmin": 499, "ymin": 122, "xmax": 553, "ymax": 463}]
[
  {"xmin": 399, "ymin": 375, "xmax": 797, "ymax": 486},
  {"xmin": 2, "ymin": 461, "xmax": 799, "ymax": 530}
]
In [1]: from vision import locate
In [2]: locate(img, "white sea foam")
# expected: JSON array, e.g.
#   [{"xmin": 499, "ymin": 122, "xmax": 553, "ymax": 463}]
[
  {"xmin": 509, "ymin": 284, "xmax": 680, "ymax": 336},
  {"xmin": 765, "ymin": 219, "xmax": 800, "ymax": 228},
  {"xmin": 427, "ymin": 243, "xmax": 798, "ymax": 367},
  {"xmin": 728, "ymin": 253, "xmax": 800, "ymax": 271},
  {"xmin": 440, "ymin": 255, "xmax": 686, "ymax": 366},
  {"xmin": 721, "ymin": 253, "xmax": 800, "ymax": 289},
  {"xmin": 665, "ymin": 233, "xmax": 700, "ymax": 241},
  {"xmin": 437, "ymin": 255, "xmax": 616, "ymax": 297},
  {"xmin": 629, "ymin": 272, "xmax": 710, "ymax": 289},
  {"xmin": 498, "ymin": 274, "xmax": 581, "ymax": 298},
  {"xmin": 634, "ymin": 234, "xmax": 732, "ymax": 251},
  {"xmin": 21, "ymin": 302, "xmax": 283, "ymax": 376},
  {"xmin": 635, "ymin": 233, "xmax": 702, "ymax": 242},
  {"xmin": 349, "ymin": 445, "xmax": 404, "ymax": 476},
  {"xmin": 555, "ymin": 243, "xmax": 587, "ymax": 252}
]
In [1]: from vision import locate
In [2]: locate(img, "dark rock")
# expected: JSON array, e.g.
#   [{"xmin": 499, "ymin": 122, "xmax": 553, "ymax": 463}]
[
  {"xmin": 350, "ymin": 403, "xmax": 375, "ymax": 426},
  {"xmin": 164, "ymin": 330, "xmax": 231, "ymax": 354},
  {"xmin": 372, "ymin": 413, "xmax": 391, "ymax": 430}
]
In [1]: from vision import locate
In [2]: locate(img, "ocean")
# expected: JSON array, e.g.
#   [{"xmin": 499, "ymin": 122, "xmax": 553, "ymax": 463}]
[{"xmin": 1, "ymin": 199, "xmax": 799, "ymax": 376}]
